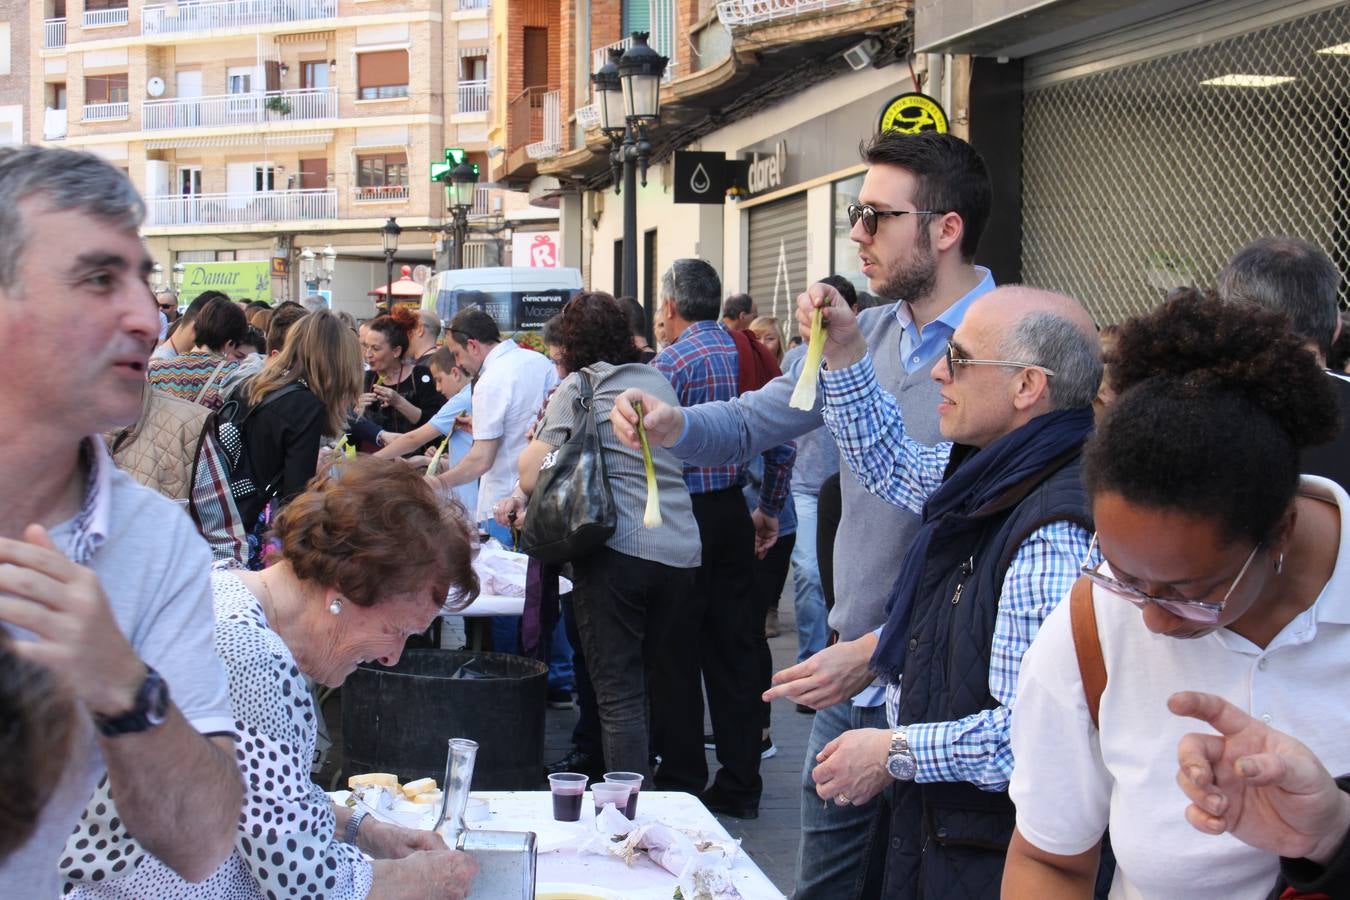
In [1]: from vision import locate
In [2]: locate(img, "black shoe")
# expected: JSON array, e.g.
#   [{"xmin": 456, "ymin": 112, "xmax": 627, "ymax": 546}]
[
  {"xmin": 547, "ymin": 688, "xmax": 576, "ymax": 710},
  {"xmin": 701, "ymin": 786, "xmax": 759, "ymax": 820},
  {"xmin": 545, "ymin": 748, "xmax": 604, "ymax": 781},
  {"xmin": 796, "ymin": 703, "xmax": 816, "ymax": 715}
]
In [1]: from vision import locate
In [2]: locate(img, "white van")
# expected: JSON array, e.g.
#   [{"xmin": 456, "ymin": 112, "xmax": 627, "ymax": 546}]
[{"xmin": 421, "ymin": 266, "xmax": 583, "ymax": 331}]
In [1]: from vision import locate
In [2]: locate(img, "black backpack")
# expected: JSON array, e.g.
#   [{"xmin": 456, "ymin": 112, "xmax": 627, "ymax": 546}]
[{"xmin": 188, "ymin": 380, "xmax": 305, "ymax": 565}]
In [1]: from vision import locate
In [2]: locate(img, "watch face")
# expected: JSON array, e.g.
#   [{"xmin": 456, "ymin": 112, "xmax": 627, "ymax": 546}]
[
  {"xmin": 145, "ymin": 673, "xmax": 170, "ymax": 726},
  {"xmin": 887, "ymin": 752, "xmax": 917, "ymax": 781}
]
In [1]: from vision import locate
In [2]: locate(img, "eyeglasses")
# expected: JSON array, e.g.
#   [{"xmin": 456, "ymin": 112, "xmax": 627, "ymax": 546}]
[
  {"xmin": 1080, "ymin": 533, "xmax": 1262, "ymax": 624},
  {"xmin": 944, "ymin": 340, "xmax": 1056, "ymax": 379},
  {"xmin": 846, "ymin": 203, "xmax": 944, "ymax": 236}
]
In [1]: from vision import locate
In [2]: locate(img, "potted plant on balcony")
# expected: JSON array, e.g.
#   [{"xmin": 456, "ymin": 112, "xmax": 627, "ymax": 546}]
[{"xmin": 264, "ymin": 95, "xmax": 293, "ymax": 117}]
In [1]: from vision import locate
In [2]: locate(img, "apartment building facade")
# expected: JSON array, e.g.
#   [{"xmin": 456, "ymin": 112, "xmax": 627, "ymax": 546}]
[
  {"xmin": 508, "ymin": 0, "xmax": 914, "ymax": 324},
  {"xmin": 0, "ymin": 0, "xmax": 29, "ymax": 144},
  {"xmin": 29, "ymin": 0, "xmax": 551, "ymax": 316}
]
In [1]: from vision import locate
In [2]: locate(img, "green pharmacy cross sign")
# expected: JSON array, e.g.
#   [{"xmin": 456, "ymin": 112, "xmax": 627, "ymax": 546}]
[{"xmin": 431, "ymin": 148, "xmax": 477, "ymax": 182}]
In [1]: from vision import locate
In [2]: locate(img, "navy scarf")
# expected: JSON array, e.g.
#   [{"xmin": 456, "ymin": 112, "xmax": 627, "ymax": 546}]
[{"xmin": 870, "ymin": 407, "xmax": 1094, "ymax": 680}]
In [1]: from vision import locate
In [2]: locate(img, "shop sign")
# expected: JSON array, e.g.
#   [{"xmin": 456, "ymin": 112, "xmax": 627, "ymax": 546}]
[
  {"xmin": 511, "ymin": 231, "xmax": 560, "ymax": 268},
  {"xmin": 879, "ymin": 92, "xmax": 949, "ymax": 135},
  {"xmin": 180, "ymin": 260, "xmax": 271, "ymax": 303},
  {"xmin": 674, "ymin": 150, "xmax": 737, "ymax": 204},
  {"xmin": 744, "ymin": 141, "xmax": 788, "ymax": 197}
]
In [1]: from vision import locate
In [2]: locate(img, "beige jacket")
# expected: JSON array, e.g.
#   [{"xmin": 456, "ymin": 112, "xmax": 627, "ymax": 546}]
[{"xmin": 104, "ymin": 387, "xmax": 210, "ymax": 501}]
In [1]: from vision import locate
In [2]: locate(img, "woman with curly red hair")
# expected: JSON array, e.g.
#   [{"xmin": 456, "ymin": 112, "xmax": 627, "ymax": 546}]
[
  {"xmin": 63, "ymin": 458, "xmax": 480, "ymax": 899},
  {"xmin": 354, "ymin": 306, "xmax": 442, "ymax": 450},
  {"xmin": 497, "ymin": 291, "xmax": 702, "ymax": 782}
]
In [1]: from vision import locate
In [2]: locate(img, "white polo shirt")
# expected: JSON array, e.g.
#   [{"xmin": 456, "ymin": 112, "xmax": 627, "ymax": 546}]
[
  {"xmin": 1010, "ymin": 476, "xmax": 1350, "ymax": 900},
  {"xmin": 470, "ymin": 339, "xmax": 558, "ymax": 522}
]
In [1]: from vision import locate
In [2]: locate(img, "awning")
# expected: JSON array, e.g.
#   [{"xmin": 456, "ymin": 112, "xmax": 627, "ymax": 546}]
[{"xmin": 143, "ymin": 130, "xmax": 335, "ymax": 150}]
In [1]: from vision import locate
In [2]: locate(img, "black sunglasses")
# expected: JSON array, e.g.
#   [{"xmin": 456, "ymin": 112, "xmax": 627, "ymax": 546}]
[{"xmin": 846, "ymin": 203, "xmax": 944, "ymax": 236}]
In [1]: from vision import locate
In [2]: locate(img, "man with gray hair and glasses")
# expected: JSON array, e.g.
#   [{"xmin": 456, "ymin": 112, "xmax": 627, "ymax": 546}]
[
  {"xmin": 645, "ymin": 257, "xmax": 795, "ymax": 821},
  {"xmin": 0, "ymin": 146, "xmax": 242, "ymax": 894},
  {"xmin": 790, "ymin": 283, "xmax": 1101, "ymax": 897},
  {"xmin": 1217, "ymin": 236, "xmax": 1350, "ymax": 490}
]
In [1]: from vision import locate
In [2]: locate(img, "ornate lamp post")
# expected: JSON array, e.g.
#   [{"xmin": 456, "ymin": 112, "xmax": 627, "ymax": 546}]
[
  {"xmin": 381, "ymin": 217, "xmax": 401, "ymax": 304},
  {"xmin": 446, "ymin": 161, "xmax": 479, "ymax": 270},
  {"xmin": 591, "ymin": 32, "xmax": 667, "ymax": 304}
]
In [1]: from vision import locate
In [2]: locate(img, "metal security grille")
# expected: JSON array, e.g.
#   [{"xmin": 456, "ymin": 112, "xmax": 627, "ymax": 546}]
[
  {"xmin": 1022, "ymin": 3, "xmax": 1350, "ymax": 325},
  {"xmin": 747, "ymin": 192, "xmax": 809, "ymax": 323}
]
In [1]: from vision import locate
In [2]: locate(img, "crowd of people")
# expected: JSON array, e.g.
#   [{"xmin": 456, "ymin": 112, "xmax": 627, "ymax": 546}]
[{"xmin": 2, "ymin": 124, "xmax": 1350, "ymax": 900}]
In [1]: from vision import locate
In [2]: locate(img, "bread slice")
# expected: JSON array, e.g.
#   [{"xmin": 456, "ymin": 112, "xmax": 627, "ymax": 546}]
[
  {"xmin": 348, "ymin": 773, "xmax": 399, "ymax": 791},
  {"xmin": 401, "ymin": 777, "xmax": 437, "ymax": 799},
  {"xmin": 410, "ymin": 790, "xmax": 443, "ymax": 805}
]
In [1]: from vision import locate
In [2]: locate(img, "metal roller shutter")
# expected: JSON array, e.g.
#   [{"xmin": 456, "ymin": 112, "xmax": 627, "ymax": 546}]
[
  {"xmin": 746, "ymin": 192, "xmax": 808, "ymax": 323},
  {"xmin": 1021, "ymin": 0, "xmax": 1350, "ymax": 324}
]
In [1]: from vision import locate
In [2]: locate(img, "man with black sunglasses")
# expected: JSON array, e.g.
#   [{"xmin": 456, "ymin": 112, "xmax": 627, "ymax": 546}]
[{"xmin": 611, "ymin": 130, "xmax": 994, "ymax": 899}]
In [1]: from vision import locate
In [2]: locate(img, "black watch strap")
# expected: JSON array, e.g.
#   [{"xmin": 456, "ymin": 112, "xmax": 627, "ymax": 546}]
[{"xmin": 94, "ymin": 665, "xmax": 170, "ymax": 737}]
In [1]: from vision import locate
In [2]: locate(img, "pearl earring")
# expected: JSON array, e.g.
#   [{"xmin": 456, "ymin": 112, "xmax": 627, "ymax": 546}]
[
  {"xmin": 1275, "ymin": 553, "xmax": 1285, "ymax": 575},
  {"xmin": 329, "ymin": 599, "xmax": 343, "ymax": 615}
]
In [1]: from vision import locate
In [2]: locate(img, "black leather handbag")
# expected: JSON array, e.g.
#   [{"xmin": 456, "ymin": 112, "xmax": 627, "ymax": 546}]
[{"xmin": 519, "ymin": 371, "xmax": 616, "ymax": 563}]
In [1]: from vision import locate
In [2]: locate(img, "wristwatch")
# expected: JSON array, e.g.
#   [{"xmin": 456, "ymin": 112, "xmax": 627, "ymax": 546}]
[
  {"xmin": 344, "ymin": 809, "xmax": 369, "ymax": 845},
  {"xmin": 886, "ymin": 727, "xmax": 917, "ymax": 781},
  {"xmin": 93, "ymin": 665, "xmax": 170, "ymax": 737}
]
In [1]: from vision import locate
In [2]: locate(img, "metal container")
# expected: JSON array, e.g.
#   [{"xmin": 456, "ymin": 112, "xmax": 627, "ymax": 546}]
[{"xmin": 435, "ymin": 738, "xmax": 537, "ymax": 899}]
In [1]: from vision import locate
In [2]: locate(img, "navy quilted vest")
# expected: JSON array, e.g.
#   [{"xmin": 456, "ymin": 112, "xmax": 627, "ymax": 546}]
[{"xmin": 881, "ymin": 448, "xmax": 1090, "ymax": 900}]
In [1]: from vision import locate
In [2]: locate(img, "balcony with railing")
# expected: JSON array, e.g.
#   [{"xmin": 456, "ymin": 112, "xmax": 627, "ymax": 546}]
[
  {"xmin": 456, "ymin": 79, "xmax": 489, "ymax": 114},
  {"xmin": 352, "ymin": 184, "xmax": 409, "ymax": 203},
  {"xmin": 591, "ymin": 12, "xmax": 678, "ymax": 82},
  {"xmin": 83, "ymin": 5, "xmax": 129, "ymax": 28},
  {"xmin": 715, "ymin": 0, "xmax": 862, "ymax": 26},
  {"xmin": 142, "ymin": 88, "xmax": 337, "ymax": 131},
  {"xmin": 83, "ymin": 101, "xmax": 130, "ymax": 122},
  {"xmin": 142, "ymin": 0, "xmax": 336, "ymax": 36},
  {"xmin": 146, "ymin": 189, "xmax": 337, "ymax": 227},
  {"xmin": 468, "ymin": 185, "xmax": 491, "ymax": 217},
  {"xmin": 526, "ymin": 90, "xmax": 562, "ymax": 160},
  {"xmin": 508, "ymin": 86, "xmax": 547, "ymax": 152},
  {"xmin": 462, "ymin": 242, "xmax": 489, "ymax": 268},
  {"xmin": 44, "ymin": 18, "xmax": 66, "ymax": 49},
  {"xmin": 456, "ymin": 0, "xmax": 490, "ymax": 9}
]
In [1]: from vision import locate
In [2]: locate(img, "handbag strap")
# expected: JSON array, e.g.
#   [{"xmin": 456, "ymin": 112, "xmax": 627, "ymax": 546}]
[
  {"xmin": 195, "ymin": 358, "xmax": 229, "ymax": 405},
  {"xmin": 1069, "ymin": 576, "xmax": 1107, "ymax": 729}
]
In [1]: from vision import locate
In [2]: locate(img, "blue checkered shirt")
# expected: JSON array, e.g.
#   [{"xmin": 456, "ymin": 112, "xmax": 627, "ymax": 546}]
[
  {"xmin": 653, "ymin": 320, "xmax": 794, "ymax": 513},
  {"xmin": 821, "ymin": 353, "xmax": 1093, "ymax": 791}
]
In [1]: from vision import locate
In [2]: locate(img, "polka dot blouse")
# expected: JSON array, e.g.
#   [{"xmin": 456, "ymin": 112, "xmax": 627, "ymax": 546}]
[{"xmin": 61, "ymin": 570, "xmax": 374, "ymax": 899}]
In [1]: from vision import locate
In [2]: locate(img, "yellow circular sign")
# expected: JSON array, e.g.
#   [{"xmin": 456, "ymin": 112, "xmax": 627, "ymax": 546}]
[{"xmin": 879, "ymin": 93, "xmax": 949, "ymax": 135}]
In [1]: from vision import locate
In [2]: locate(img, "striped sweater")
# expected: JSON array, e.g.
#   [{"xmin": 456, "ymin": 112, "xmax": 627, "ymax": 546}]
[{"xmin": 146, "ymin": 350, "xmax": 240, "ymax": 410}]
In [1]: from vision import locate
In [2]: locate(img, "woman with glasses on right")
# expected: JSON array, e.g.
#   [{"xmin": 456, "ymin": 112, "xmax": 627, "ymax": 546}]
[{"xmin": 1003, "ymin": 292, "xmax": 1350, "ymax": 899}]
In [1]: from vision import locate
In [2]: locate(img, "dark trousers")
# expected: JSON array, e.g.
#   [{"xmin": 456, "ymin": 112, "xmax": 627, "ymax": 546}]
[
  {"xmin": 655, "ymin": 487, "xmax": 764, "ymax": 806},
  {"xmin": 570, "ymin": 546, "xmax": 692, "ymax": 780},
  {"xmin": 817, "ymin": 473, "xmax": 842, "ymax": 612},
  {"xmin": 752, "ymin": 532, "xmax": 795, "ymax": 732},
  {"xmin": 561, "ymin": 595, "xmax": 602, "ymax": 758}
]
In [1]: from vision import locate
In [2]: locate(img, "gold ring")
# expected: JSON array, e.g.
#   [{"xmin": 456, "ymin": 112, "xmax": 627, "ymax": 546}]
[{"xmin": 835, "ymin": 793, "xmax": 850, "ymax": 805}]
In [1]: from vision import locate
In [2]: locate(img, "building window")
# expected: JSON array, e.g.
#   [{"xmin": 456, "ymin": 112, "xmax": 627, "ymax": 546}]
[
  {"xmin": 84, "ymin": 0, "xmax": 128, "ymax": 8},
  {"xmin": 301, "ymin": 60, "xmax": 330, "ymax": 90},
  {"xmin": 831, "ymin": 173, "xmax": 867, "ymax": 294},
  {"xmin": 356, "ymin": 152, "xmax": 409, "ymax": 199},
  {"xmin": 255, "ymin": 165, "xmax": 275, "ymax": 192},
  {"xmin": 85, "ymin": 74, "xmax": 129, "ymax": 104},
  {"xmin": 356, "ymin": 50, "xmax": 409, "ymax": 100},
  {"xmin": 461, "ymin": 55, "xmax": 487, "ymax": 82}
]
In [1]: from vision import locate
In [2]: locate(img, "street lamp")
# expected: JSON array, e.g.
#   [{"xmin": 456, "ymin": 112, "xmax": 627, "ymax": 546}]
[
  {"xmin": 446, "ymin": 160, "xmax": 479, "ymax": 270},
  {"xmin": 299, "ymin": 246, "xmax": 316, "ymax": 293},
  {"xmin": 150, "ymin": 262, "xmax": 166, "ymax": 294},
  {"xmin": 171, "ymin": 261, "xmax": 185, "ymax": 293},
  {"xmin": 320, "ymin": 244, "xmax": 337, "ymax": 287},
  {"xmin": 592, "ymin": 32, "xmax": 667, "ymax": 304},
  {"xmin": 381, "ymin": 217, "xmax": 401, "ymax": 305}
]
